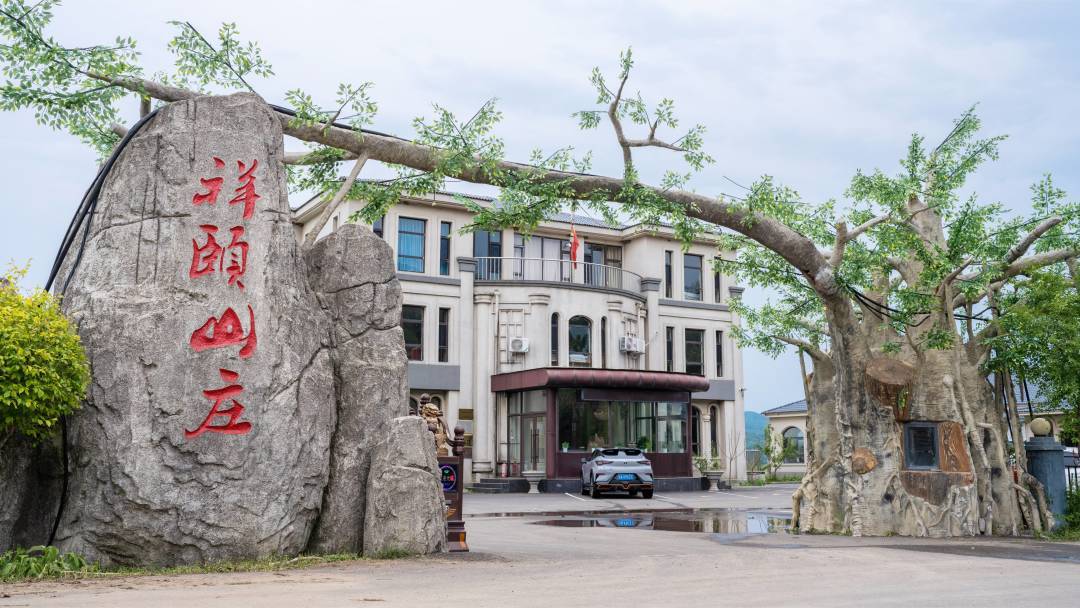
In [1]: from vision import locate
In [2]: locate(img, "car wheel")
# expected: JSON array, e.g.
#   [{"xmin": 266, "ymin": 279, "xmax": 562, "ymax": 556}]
[
  {"xmin": 642, "ymin": 489, "xmax": 654, "ymax": 499},
  {"xmin": 590, "ymin": 476, "xmax": 602, "ymax": 499}
]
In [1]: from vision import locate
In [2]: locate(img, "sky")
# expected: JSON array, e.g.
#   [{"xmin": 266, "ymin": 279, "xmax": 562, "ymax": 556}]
[{"xmin": 2, "ymin": 0, "xmax": 1079, "ymax": 412}]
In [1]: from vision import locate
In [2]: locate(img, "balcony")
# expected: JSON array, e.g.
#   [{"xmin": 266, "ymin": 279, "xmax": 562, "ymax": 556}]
[{"xmin": 473, "ymin": 257, "xmax": 643, "ymax": 297}]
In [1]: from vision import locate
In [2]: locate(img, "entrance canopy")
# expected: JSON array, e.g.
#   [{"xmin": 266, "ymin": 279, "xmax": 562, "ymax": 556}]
[{"xmin": 491, "ymin": 368, "xmax": 710, "ymax": 395}]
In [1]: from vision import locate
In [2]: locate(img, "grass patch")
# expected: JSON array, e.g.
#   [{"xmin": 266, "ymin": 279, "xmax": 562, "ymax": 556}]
[{"xmin": 2, "ymin": 546, "xmax": 417, "ymax": 584}]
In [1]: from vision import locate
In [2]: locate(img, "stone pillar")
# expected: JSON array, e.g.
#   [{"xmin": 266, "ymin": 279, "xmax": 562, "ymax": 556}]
[
  {"xmin": 457, "ymin": 257, "xmax": 476, "ymax": 420},
  {"xmin": 528, "ymin": 293, "xmax": 551, "ymax": 370},
  {"xmin": 729, "ymin": 285, "xmax": 747, "ymax": 481},
  {"xmin": 607, "ymin": 299, "xmax": 623, "ymax": 369},
  {"xmin": 472, "ymin": 291, "xmax": 495, "ymax": 478},
  {"xmin": 1025, "ymin": 426, "xmax": 1067, "ymax": 528},
  {"xmin": 641, "ymin": 277, "xmax": 662, "ymax": 371}
]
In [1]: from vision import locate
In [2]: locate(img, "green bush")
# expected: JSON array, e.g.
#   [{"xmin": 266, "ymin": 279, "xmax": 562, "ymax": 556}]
[
  {"xmin": 0, "ymin": 266, "xmax": 89, "ymax": 442},
  {"xmin": 0, "ymin": 545, "xmax": 96, "ymax": 581},
  {"xmin": 1064, "ymin": 487, "xmax": 1080, "ymax": 529}
]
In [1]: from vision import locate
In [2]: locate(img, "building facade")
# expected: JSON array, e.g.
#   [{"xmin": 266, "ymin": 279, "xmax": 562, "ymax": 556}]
[
  {"xmin": 293, "ymin": 191, "xmax": 748, "ymax": 486},
  {"xmin": 761, "ymin": 399, "xmax": 808, "ymax": 476}
]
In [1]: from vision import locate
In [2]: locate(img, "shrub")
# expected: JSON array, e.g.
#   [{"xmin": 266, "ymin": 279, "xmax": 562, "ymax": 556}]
[
  {"xmin": 0, "ymin": 266, "xmax": 89, "ymax": 442},
  {"xmin": 0, "ymin": 545, "xmax": 95, "ymax": 581}
]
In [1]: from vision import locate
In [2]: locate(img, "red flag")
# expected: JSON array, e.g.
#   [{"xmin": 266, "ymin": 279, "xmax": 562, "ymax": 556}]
[{"xmin": 569, "ymin": 223, "xmax": 580, "ymax": 269}]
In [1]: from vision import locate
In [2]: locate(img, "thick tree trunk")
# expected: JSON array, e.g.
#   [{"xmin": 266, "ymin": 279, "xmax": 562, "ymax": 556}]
[{"xmin": 795, "ymin": 333, "xmax": 1031, "ymax": 536}]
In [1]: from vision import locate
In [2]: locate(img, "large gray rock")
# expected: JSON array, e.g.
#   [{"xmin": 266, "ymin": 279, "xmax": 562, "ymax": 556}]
[
  {"xmin": 304, "ymin": 225, "xmax": 408, "ymax": 553},
  {"xmin": 53, "ymin": 93, "xmax": 336, "ymax": 566},
  {"xmin": 363, "ymin": 416, "xmax": 447, "ymax": 556}
]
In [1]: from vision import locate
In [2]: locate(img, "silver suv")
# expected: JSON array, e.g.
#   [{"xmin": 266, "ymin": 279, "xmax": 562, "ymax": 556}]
[{"xmin": 581, "ymin": 447, "xmax": 654, "ymax": 498}]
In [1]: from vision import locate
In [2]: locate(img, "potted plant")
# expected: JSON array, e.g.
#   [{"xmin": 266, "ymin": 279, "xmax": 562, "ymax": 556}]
[
  {"xmin": 561, "ymin": 441, "xmax": 570, "ymax": 453},
  {"xmin": 693, "ymin": 456, "xmax": 726, "ymax": 492}
]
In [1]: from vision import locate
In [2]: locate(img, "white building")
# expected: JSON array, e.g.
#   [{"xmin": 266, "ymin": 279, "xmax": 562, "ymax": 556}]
[
  {"xmin": 761, "ymin": 399, "xmax": 808, "ymax": 476},
  {"xmin": 293, "ymin": 190, "xmax": 748, "ymax": 488}
]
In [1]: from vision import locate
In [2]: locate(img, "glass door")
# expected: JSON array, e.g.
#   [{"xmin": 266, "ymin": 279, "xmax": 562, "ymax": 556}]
[{"xmin": 522, "ymin": 415, "xmax": 546, "ymax": 473}]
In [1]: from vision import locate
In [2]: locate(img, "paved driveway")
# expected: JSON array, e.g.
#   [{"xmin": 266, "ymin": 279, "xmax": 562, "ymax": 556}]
[{"xmin": 3, "ymin": 485, "xmax": 1078, "ymax": 607}]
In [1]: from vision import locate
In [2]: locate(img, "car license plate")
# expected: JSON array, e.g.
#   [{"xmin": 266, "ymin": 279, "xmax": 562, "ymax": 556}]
[
  {"xmin": 616, "ymin": 473, "xmax": 636, "ymax": 481},
  {"xmin": 616, "ymin": 518, "xmax": 637, "ymax": 527}
]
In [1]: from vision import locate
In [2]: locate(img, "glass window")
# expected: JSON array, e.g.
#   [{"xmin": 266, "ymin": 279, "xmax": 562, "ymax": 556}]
[
  {"xmin": 684, "ymin": 254, "xmax": 703, "ymax": 301},
  {"xmin": 558, "ymin": 390, "xmax": 608, "ymax": 451},
  {"xmin": 397, "ymin": 217, "xmax": 426, "ymax": 272},
  {"xmin": 783, "ymin": 427, "xmax": 805, "ymax": 464},
  {"xmin": 372, "ymin": 216, "xmax": 384, "ymax": 238},
  {"xmin": 402, "ymin": 305, "xmax": 424, "ymax": 360},
  {"xmin": 709, "ymin": 405, "xmax": 719, "ymax": 456},
  {"xmin": 438, "ymin": 307, "xmax": 450, "ymax": 362},
  {"xmin": 904, "ymin": 422, "xmax": 939, "ymax": 470},
  {"xmin": 473, "ymin": 230, "xmax": 502, "ymax": 279},
  {"xmin": 685, "ymin": 329, "xmax": 704, "ymax": 376},
  {"xmin": 656, "ymin": 402, "xmax": 687, "ymax": 453},
  {"xmin": 568, "ymin": 316, "xmax": 592, "ymax": 366},
  {"xmin": 713, "ymin": 263, "xmax": 722, "ymax": 304},
  {"xmin": 556, "ymin": 390, "xmax": 688, "ymax": 454},
  {"xmin": 665, "ymin": 326, "xmax": 674, "ymax": 372},
  {"xmin": 439, "ymin": 222, "xmax": 452, "ymax": 276},
  {"xmin": 715, "ymin": 331, "xmax": 724, "ymax": 377},
  {"xmin": 550, "ymin": 313, "xmax": 559, "ymax": 366},
  {"xmin": 664, "ymin": 250, "xmax": 673, "ymax": 298}
]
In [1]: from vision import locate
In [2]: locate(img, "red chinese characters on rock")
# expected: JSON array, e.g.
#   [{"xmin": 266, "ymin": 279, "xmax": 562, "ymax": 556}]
[
  {"xmin": 184, "ymin": 368, "xmax": 252, "ymax": 439},
  {"xmin": 184, "ymin": 156, "xmax": 262, "ymax": 441},
  {"xmin": 189, "ymin": 225, "xmax": 249, "ymax": 289},
  {"xmin": 189, "ymin": 305, "xmax": 257, "ymax": 359}
]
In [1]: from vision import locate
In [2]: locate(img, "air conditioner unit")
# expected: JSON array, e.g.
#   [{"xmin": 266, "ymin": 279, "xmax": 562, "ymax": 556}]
[
  {"xmin": 619, "ymin": 336, "xmax": 645, "ymax": 354},
  {"xmin": 508, "ymin": 337, "xmax": 530, "ymax": 353}
]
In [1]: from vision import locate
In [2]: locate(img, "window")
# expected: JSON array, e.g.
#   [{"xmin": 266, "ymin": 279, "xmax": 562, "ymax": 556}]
[
  {"xmin": 601, "ymin": 317, "xmax": 608, "ymax": 368},
  {"xmin": 713, "ymin": 263, "xmax": 722, "ymax": 304},
  {"xmin": 550, "ymin": 313, "xmax": 560, "ymax": 366},
  {"xmin": 904, "ymin": 422, "xmax": 939, "ymax": 470},
  {"xmin": 473, "ymin": 230, "xmax": 503, "ymax": 279},
  {"xmin": 568, "ymin": 316, "xmax": 592, "ymax": 366},
  {"xmin": 332, "ymin": 214, "xmax": 339, "ymax": 231},
  {"xmin": 397, "ymin": 217, "xmax": 426, "ymax": 272},
  {"xmin": 783, "ymin": 427, "xmax": 805, "ymax": 464},
  {"xmin": 664, "ymin": 251, "xmax": 673, "ymax": 298},
  {"xmin": 685, "ymin": 329, "xmax": 704, "ymax": 376},
  {"xmin": 556, "ymin": 389, "xmax": 687, "ymax": 453},
  {"xmin": 684, "ymin": 254, "xmax": 703, "ymax": 301},
  {"xmin": 439, "ymin": 222, "xmax": 452, "ymax": 276},
  {"xmin": 372, "ymin": 216, "xmax": 384, "ymax": 238},
  {"xmin": 715, "ymin": 330, "xmax": 724, "ymax": 377},
  {"xmin": 438, "ymin": 308, "xmax": 450, "ymax": 362},
  {"xmin": 402, "ymin": 305, "xmax": 424, "ymax": 360},
  {"xmin": 691, "ymin": 406, "xmax": 701, "ymax": 456},
  {"xmin": 665, "ymin": 326, "xmax": 675, "ymax": 372}
]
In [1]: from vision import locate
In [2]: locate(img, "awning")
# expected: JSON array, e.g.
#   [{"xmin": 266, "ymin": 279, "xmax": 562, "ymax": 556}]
[{"xmin": 490, "ymin": 367, "xmax": 710, "ymax": 393}]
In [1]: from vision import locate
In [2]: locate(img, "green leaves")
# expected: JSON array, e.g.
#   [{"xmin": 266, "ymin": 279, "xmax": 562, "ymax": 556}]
[
  {"xmin": 0, "ymin": 265, "xmax": 89, "ymax": 442},
  {"xmin": 167, "ymin": 21, "xmax": 272, "ymax": 91},
  {"xmin": 0, "ymin": 545, "xmax": 95, "ymax": 582}
]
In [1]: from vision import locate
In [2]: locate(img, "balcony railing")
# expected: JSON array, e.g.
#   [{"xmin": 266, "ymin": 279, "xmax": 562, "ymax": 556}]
[{"xmin": 473, "ymin": 257, "xmax": 643, "ymax": 294}]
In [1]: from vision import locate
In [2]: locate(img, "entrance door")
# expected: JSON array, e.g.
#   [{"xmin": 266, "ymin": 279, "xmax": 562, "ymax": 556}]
[{"xmin": 522, "ymin": 415, "xmax": 546, "ymax": 473}]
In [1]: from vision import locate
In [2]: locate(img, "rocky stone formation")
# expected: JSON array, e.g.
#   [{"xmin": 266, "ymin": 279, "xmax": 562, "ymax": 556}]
[
  {"xmin": 304, "ymin": 225, "xmax": 409, "ymax": 554},
  {"xmin": 0, "ymin": 93, "xmax": 445, "ymax": 566},
  {"xmin": 49, "ymin": 92, "xmax": 337, "ymax": 566},
  {"xmin": 363, "ymin": 416, "xmax": 447, "ymax": 556}
]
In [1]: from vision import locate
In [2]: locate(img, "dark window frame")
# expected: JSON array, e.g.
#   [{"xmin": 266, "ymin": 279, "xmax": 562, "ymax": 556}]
[
  {"xmin": 397, "ymin": 216, "xmax": 426, "ymax": 273},
  {"xmin": 782, "ymin": 427, "xmax": 805, "ymax": 464},
  {"xmin": 685, "ymin": 328, "xmax": 704, "ymax": 376},
  {"xmin": 665, "ymin": 326, "xmax": 675, "ymax": 372},
  {"xmin": 437, "ymin": 307, "xmax": 450, "ymax": 362},
  {"xmin": 715, "ymin": 330, "xmax": 724, "ymax": 377},
  {"xmin": 713, "ymin": 263, "xmax": 722, "ymax": 304},
  {"xmin": 601, "ymin": 316, "xmax": 608, "ymax": 368},
  {"xmin": 568, "ymin": 315, "xmax": 592, "ymax": 367},
  {"xmin": 550, "ymin": 313, "xmax": 560, "ymax": 366},
  {"xmin": 372, "ymin": 216, "xmax": 384, "ymax": 238},
  {"xmin": 904, "ymin": 422, "xmax": 940, "ymax": 470},
  {"xmin": 664, "ymin": 251, "xmax": 673, "ymax": 298},
  {"xmin": 402, "ymin": 305, "xmax": 424, "ymax": 361},
  {"xmin": 684, "ymin": 253, "xmax": 703, "ymax": 301},
  {"xmin": 439, "ymin": 221, "xmax": 452, "ymax": 276}
]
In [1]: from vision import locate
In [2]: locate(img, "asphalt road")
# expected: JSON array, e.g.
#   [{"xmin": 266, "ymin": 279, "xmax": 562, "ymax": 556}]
[{"xmin": 3, "ymin": 484, "xmax": 1078, "ymax": 607}]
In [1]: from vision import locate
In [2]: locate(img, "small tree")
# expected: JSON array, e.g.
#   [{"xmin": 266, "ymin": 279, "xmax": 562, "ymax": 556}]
[
  {"xmin": 761, "ymin": 424, "xmax": 796, "ymax": 478},
  {"xmin": 0, "ymin": 266, "xmax": 89, "ymax": 443}
]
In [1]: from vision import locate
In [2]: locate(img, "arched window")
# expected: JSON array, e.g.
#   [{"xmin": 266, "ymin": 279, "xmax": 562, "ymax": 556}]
[
  {"xmin": 568, "ymin": 316, "xmax": 592, "ymax": 367},
  {"xmin": 550, "ymin": 313, "xmax": 560, "ymax": 366},
  {"xmin": 782, "ymin": 427, "xmax": 805, "ymax": 464}
]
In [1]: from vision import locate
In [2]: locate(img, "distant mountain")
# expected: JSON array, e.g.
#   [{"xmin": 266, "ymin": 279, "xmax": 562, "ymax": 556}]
[{"xmin": 745, "ymin": 411, "xmax": 768, "ymax": 449}]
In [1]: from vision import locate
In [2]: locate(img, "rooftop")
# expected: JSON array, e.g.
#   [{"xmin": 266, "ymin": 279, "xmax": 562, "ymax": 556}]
[{"xmin": 762, "ymin": 399, "xmax": 807, "ymax": 415}]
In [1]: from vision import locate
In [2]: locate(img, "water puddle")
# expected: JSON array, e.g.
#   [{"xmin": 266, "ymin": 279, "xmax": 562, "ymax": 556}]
[{"xmin": 532, "ymin": 508, "xmax": 791, "ymax": 535}]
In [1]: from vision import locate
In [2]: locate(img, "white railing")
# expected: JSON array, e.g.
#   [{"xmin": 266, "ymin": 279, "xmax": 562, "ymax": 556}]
[{"xmin": 473, "ymin": 257, "xmax": 643, "ymax": 293}]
